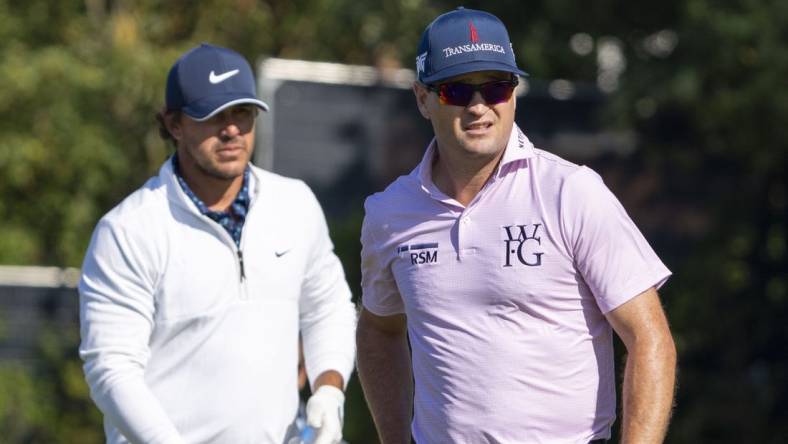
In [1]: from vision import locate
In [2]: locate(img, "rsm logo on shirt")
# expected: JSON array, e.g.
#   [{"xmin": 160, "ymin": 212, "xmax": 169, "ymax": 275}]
[
  {"xmin": 397, "ymin": 243, "xmax": 439, "ymax": 265},
  {"xmin": 502, "ymin": 224, "xmax": 544, "ymax": 267}
]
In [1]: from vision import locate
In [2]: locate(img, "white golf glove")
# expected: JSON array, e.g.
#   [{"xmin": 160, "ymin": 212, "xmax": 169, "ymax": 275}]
[{"xmin": 306, "ymin": 385, "xmax": 345, "ymax": 444}]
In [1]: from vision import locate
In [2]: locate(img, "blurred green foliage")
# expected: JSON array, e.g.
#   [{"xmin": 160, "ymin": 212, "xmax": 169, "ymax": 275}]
[
  {"xmin": 0, "ymin": 0, "xmax": 786, "ymax": 443},
  {"xmin": 0, "ymin": 327, "xmax": 103, "ymax": 443}
]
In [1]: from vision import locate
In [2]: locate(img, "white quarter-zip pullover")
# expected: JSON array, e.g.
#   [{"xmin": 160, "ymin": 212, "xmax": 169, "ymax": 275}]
[{"xmin": 79, "ymin": 159, "xmax": 356, "ymax": 444}]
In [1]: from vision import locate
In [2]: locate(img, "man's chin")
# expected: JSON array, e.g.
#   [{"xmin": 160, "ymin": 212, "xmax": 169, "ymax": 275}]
[
  {"xmin": 200, "ymin": 161, "xmax": 247, "ymax": 181},
  {"xmin": 460, "ymin": 139, "xmax": 503, "ymax": 157}
]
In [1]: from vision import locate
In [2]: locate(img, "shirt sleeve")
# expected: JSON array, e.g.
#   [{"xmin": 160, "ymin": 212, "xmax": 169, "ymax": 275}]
[
  {"xmin": 297, "ymin": 185, "xmax": 357, "ymax": 391},
  {"xmin": 79, "ymin": 218, "xmax": 185, "ymax": 444},
  {"xmin": 360, "ymin": 197, "xmax": 405, "ymax": 316},
  {"xmin": 559, "ymin": 167, "xmax": 671, "ymax": 313}
]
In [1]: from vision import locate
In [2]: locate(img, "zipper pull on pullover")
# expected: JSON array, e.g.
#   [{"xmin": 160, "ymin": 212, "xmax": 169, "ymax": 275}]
[{"xmin": 237, "ymin": 249, "xmax": 246, "ymax": 282}]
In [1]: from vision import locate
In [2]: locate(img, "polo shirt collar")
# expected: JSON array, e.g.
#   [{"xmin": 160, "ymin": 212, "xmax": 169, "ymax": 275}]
[
  {"xmin": 497, "ymin": 124, "xmax": 536, "ymax": 174},
  {"xmin": 416, "ymin": 123, "xmax": 536, "ymax": 193}
]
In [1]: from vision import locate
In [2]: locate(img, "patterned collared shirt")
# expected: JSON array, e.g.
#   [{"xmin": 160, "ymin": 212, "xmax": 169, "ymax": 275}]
[{"xmin": 172, "ymin": 154, "xmax": 250, "ymax": 247}]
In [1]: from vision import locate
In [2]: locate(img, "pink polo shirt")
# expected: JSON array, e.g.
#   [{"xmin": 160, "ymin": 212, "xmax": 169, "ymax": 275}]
[{"xmin": 361, "ymin": 125, "xmax": 671, "ymax": 443}]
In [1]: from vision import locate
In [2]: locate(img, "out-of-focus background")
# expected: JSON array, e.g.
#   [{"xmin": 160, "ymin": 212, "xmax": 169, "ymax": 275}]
[{"xmin": 0, "ymin": 1, "xmax": 786, "ymax": 443}]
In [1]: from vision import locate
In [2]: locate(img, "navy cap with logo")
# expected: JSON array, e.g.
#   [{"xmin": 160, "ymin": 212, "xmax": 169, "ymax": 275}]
[
  {"xmin": 166, "ymin": 43, "xmax": 269, "ymax": 121},
  {"xmin": 416, "ymin": 7, "xmax": 527, "ymax": 84}
]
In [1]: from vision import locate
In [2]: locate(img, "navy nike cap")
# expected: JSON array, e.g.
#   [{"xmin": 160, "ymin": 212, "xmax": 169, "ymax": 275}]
[
  {"xmin": 166, "ymin": 43, "xmax": 269, "ymax": 121},
  {"xmin": 416, "ymin": 7, "xmax": 527, "ymax": 84}
]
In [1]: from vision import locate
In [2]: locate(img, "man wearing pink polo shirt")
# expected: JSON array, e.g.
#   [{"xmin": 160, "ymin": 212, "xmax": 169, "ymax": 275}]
[{"xmin": 357, "ymin": 7, "xmax": 676, "ymax": 444}]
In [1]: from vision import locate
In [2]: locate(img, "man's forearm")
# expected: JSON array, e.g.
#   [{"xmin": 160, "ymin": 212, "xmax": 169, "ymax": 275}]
[
  {"xmin": 620, "ymin": 336, "xmax": 677, "ymax": 443},
  {"xmin": 356, "ymin": 320, "xmax": 413, "ymax": 444}
]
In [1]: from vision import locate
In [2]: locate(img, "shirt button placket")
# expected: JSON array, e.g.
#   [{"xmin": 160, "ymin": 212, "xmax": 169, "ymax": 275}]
[{"xmin": 457, "ymin": 212, "xmax": 473, "ymax": 260}]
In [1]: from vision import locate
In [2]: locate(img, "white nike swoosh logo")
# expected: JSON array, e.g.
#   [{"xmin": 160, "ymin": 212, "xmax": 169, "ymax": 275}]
[{"xmin": 209, "ymin": 69, "xmax": 239, "ymax": 84}]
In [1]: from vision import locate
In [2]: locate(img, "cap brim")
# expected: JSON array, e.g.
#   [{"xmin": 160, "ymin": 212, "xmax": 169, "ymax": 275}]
[
  {"xmin": 421, "ymin": 61, "xmax": 527, "ymax": 84},
  {"xmin": 183, "ymin": 95, "xmax": 269, "ymax": 121}
]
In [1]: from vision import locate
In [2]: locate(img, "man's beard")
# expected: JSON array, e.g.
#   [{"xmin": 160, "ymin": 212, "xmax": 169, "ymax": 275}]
[{"xmin": 194, "ymin": 140, "xmax": 249, "ymax": 180}]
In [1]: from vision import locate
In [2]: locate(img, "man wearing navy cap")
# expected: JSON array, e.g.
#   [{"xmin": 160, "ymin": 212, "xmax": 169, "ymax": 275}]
[
  {"xmin": 357, "ymin": 8, "xmax": 676, "ymax": 443},
  {"xmin": 79, "ymin": 44, "xmax": 355, "ymax": 444}
]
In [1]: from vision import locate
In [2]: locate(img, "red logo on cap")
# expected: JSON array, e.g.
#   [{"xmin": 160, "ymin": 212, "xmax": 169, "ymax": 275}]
[{"xmin": 469, "ymin": 21, "xmax": 479, "ymax": 43}]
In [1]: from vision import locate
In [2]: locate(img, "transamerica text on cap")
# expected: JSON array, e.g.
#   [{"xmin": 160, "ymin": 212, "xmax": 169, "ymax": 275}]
[{"xmin": 442, "ymin": 43, "xmax": 505, "ymax": 58}]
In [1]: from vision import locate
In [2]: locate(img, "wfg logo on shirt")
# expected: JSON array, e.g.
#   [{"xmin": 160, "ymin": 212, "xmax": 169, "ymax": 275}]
[
  {"xmin": 502, "ymin": 224, "xmax": 544, "ymax": 267},
  {"xmin": 397, "ymin": 243, "xmax": 439, "ymax": 265}
]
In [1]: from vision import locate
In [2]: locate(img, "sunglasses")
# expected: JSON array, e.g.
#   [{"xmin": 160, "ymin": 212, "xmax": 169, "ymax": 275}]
[{"xmin": 427, "ymin": 78, "xmax": 519, "ymax": 107}]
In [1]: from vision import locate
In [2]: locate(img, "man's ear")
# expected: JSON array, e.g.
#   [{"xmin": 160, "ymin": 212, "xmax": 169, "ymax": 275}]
[
  {"xmin": 412, "ymin": 82, "xmax": 432, "ymax": 120},
  {"xmin": 164, "ymin": 112, "xmax": 183, "ymax": 141}
]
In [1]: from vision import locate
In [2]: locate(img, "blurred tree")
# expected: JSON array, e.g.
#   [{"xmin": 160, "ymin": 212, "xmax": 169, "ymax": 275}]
[
  {"xmin": 0, "ymin": 326, "xmax": 103, "ymax": 443},
  {"xmin": 0, "ymin": 0, "xmax": 437, "ymax": 268},
  {"xmin": 614, "ymin": 2, "xmax": 788, "ymax": 441}
]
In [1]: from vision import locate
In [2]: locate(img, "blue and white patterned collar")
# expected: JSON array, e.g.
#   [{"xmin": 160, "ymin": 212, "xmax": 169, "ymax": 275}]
[{"xmin": 171, "ymin": 154, "xmax": 250, "ymax": 247}]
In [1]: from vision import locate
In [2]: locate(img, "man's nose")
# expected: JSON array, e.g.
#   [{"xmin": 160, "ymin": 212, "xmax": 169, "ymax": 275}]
[
  {"xmin": 465, "ymin": 91, "xmax": 489, "ymax": 115},
  {"xmin": 220, "ymin": 120, "xmax": 241, "ymax": 138}
]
